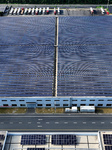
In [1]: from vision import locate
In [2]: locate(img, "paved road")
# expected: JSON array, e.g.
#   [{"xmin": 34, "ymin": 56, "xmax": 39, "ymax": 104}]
[{"xmin": 0, "ymin": 114, "xmax": 112, "ymax": 132}]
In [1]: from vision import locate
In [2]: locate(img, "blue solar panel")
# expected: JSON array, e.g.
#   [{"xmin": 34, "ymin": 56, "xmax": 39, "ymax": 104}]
[
  {"xmin": 58, "ymin": 16, "xmax": 112, "ymax": 96},
  {"xmin": 105, "ymin": 146, "xmax": 112, "ymax": 150},
  {"xmin": 52, "ymin": 134, "xmax": 76, "ymax": 145},
  {"xmin": 0, "ymin": 17, "xmax": 55, "ymax": 45},
  {"xmin": 59, "ymin": 16, "xmax": 112, "ymax": 45},
  {"xmin": 21, "ymin": 134, "xmax": 46, "ymax": 145},
  {"xmin": 0, "ymin": 16, "xmax": 55, "ymax": 97},
  {"xmin": 103, "ymin": 134, "xmax": 112, "ymax": 145}
]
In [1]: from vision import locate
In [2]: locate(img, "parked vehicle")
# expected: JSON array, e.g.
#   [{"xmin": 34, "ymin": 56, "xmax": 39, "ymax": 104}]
[
  {"xmin": 17, "ymin": 8, "xmax": 21, "ymax": 15},
  {"xmin": 39, "ymin": 8, "xmax": 42, "ymax": 15},
  {"xmin": 24, "ymin": 8, "xmax": 28, "ymax": 15},
  {"xmin": 43, "ymin": 7, "xmax": 45, "ymax": 15},
  {"xmin": 58, "ymin": 7, "xmax": 60, "ymax": 15},
  {"xmin": 21, "ymin": 8, "xmax": 24, "ymax": 15},
  {"xmin": 9, "ymin": 8, "xmax": 13, "ymax": 15},
  {"xmin": 46, "ymin": 7, "xmax": 49, "ymax": 14},
  {"xmin": 35, "ymin": 8, "xmax": 38, "ymax": 15},
  {"xmin": 54, "ymin": 8, "xmax": 56, "ymax": 15}
]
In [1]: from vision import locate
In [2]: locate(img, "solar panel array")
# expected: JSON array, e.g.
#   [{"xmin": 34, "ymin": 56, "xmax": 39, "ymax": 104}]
[
  {"xmin": 0, "ymin": 135, "xmax": 5, "ymax": 140},
  {"xmin": 21, "ymin": 134, "xmax": 46, "ymax": 145},
  {"xmin": 0, "ymin": 143, "xmax": 2, "ymax": 150},
  {"xmin": 105, "ymin": 146, "xmax": 112, "ymax": 150},
  {"xmin": 1, "ymin": 16, "xmax": 112, "ymax": 97},
  {"xmin": 58, "ymin": 16, "xmax": 112, "ymax": 96},
  {"xmin": 27, "ymin": 148, "xmax": 45, "ymax": 150},
  {"xmin": 52, "ymin": 134, "xmax": 76, "ymax": 145},
  {"xmin": 0, "ymin": 17, "xmax": 55, "ymax": 97},
  {"xmin": 103, "ymin": 134, "xmax": 112, "ymax": 145}
]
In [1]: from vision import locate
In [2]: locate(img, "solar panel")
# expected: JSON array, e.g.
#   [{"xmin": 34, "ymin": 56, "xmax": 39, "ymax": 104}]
[
  {"xmin": 105, "ymin": 146, "xmax": 112, "ymax": 150},
  {"xmin": 103, "ymin": 134, "xmax": 112, "ymax": 145},
  {"xmin": 0, "ymin": 143, "xmax": 2, "ymax": 150},
  {"xmin": 58, "ymin": 16, "xmax": 112, "ymax": 96},
  {"xmin": 52, "ymin": 134, "xmax": 76, "ymax": 145},
  {"xmin": 0, "ymin": 135, "xmax": 5, "ymax": 140},
  {"xmin": 0, "ymin": 17, "xmax": 55, "ymax": 97},
  {"xmin": 21, "ymin": 135, "xmax": 46, "ymax": 145},
  {"xmin": 59, "ymin": 16, "xmax": 112, "ymax": 46}
]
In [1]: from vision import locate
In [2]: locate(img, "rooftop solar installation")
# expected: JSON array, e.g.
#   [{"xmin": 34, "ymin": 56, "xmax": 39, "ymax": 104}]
[
  {"xmin": 0, "ymin": 17, "xmax": 55, "ymax": 97},
  {"xmin": 21, "ymin": 134, "xmax": 46, "ymax": 145},
  {"xmin": 0, "ymin": 143, "xmax": 2, "ymax": 150},
  {"xmin": 52, "ymin": 134, "xmax": 77, "ymax": 145},
  {"xmin": 103, "ymin": 134, "xmax": 112, "ymax": 145},
  {"xmin": 105, "ymin": 146, "xmax": 112, "ymax": 150},
  {"xmin": 58, "ymin": 16, "xmax": 112, "ymax": 96},
  {"xmin": 0, "ymin": 17, "xmax": 55, "ymax": 45},
  {"xmin": 58, "ymin": 16, "xmax": 112, "ymax": 45}
]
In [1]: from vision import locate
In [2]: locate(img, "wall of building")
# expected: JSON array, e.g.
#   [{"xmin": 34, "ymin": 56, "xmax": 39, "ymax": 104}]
[{"xmin": 0, "ymin": 97, "xmax": 112, "ymax": 108}]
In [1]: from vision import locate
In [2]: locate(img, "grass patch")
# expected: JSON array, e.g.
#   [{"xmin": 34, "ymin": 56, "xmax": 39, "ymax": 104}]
[
  {"xmin": 96, "ymin": 6, "xmax": 104, "ymax": 9},
  {"xmin": 96, "ymin": 107, "xmax": 112, "ymax": 113},
  {"xmin": 36, "ymin": 108, "xmax": 65, "ymax": 113},
  {"xmin": 0, "ymin": 108, "xmax": 27, "ymax": 113}
]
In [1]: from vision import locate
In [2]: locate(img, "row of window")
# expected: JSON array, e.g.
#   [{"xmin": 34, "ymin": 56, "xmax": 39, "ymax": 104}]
[
  {"xmin": 1, "ymin": 100, "xmax": 25, "ymax": 102},
  {"xmin": 72, "ymin": 104, "xmax": 112, "ymax": 106},
  {"xmin": 2, "ymin": 104, "xmax": 112, "ymax": 107},
  {"xmin": 1, "ymin": 99, "xmax": 112, "ymax": 102}
]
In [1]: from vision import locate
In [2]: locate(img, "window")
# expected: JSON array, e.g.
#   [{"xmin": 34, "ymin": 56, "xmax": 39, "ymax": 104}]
[
  {"xmin": 81, "ymin": 100, "xmax": 86, "ymax": 101},
  {"xmin": 46, "ymin": 104, "xmax": 51, "ymax": 107},
  {"xmin": 98, "ymin": 100, "xmax": 104, "ymax": 101},
  {"xmin": 19, "ymin": 100, "xmax": 25, "ymax": 101},
  {"xmin": 98, "ymin": 104, "xmax": 103, "ymax": 106},
  {"xmin": 55, "ymin": 104, "xmax": 60, "ymax": 106},
  {"xmin": 11, "ymin": 100, "xmax": 16, "ymax": 101},
  {"xmin": 90, "ymin": 100, "xmax": 95, "ymax": 101},
  {"xmin": 72, "ymin": 104, "xmax": 77, "ymax": 106},
  {"xmin": 37, "ymin": 100, "xmax": 42, "ymax": 101},
  {"xmin": 63, "ymin": 100, "xmax": 68, "ymax": 101},
  {"xmin": 12, "ymin": 104, "xmax": 17, "ymax": 107},
  {"xmin": 108, "ymin": 100, "xmax": 112, "ymax": 101},
  {"xmin": 3, "ymin": 104, "xmax": 8, "ymax": 106},
  {"xmin": 72, "ymin": 100, "xmax": 77, "ymax": 101},
  {"xmin": 89, "ymin": 104, "xmax": 94, "ymax": 106},
  {"xmin": 38, "ymin": 104, "xmax": 43, "ymax": 106},
  {"xmin": 46, "ymin": 100, "xmax": 51, "ymax": 101},
  {"xmin": 63, "ymin": 104, "xmax": 68, "ymax": 107},
  {"xmin": 54, "ymin": 100, "xmax": 60, "ymax": 101},
  {"xmin": 20, "ymin": 104, "xmax": 26, "ymax": 107},
  {"xmin": 2, "ymin": 100, "xmax": 7, "ymax": 102},
  {"xmin": 80, "ymin": 104, "xmax": 86, "ymax": 106},
  {"xmin": 106, "ymin": 104, "xmax": 112, "ymax": 106}
]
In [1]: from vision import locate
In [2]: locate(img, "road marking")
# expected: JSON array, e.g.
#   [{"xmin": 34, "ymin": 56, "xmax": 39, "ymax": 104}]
[
  {"xmin": 37, "ymin": 126, "xmax": 42, "ymax": 127},
  {"xmin": 46, "ymin": 122, "xmax": 49, "ymax": 124},
  {"xmin": 73, "ymin": 122, "xmax": 77, "ymax": 124},
  {"xmin": 64, "ymin": 122, "xmax": 68, "ymax": 124},
  {"xmin": 19, "ymin": 122, "xmax": 22, "ymax": 124},
  {"xmin": 55, "ymin": 122, "xmax": 59, "ymax": 124},
  {"xmin": 0, "ymin": 122, "xmax": 4, "ymax": 124},
  {"xmin": 101, "ymin": 122, "xmax": 105, "ymax": 124},
  {"xmin": 110, "ymin": 122, "xmax": 112, "ymax": 124},
  {"xmin": 0, "ymin": 115, "xmax": 112, "ymax": 118},
  {"xmin": 10, "ymin": 122, "xmax": 13, "ymax": 124},
  {"xmin": 83, "ymin": 122, "xmax": 86, "ymax": 124},
  {"xmin": 37, "ymin": 122, "xmax": 40, "ymax": 124},
  {"xmin": 38, "ymin": 119, "xmax": 43, "ymax": 121},
  {"xmin": 92, "ymin": 122, "xmax": 96, "ymax": 124},
  {"xmin": 28, "ymin": 122, "xmax": 31, "ymax": 124}
]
